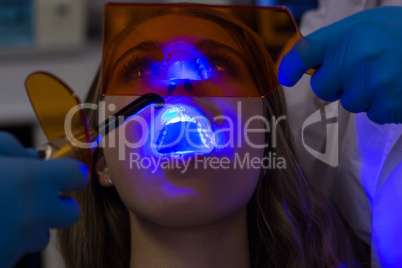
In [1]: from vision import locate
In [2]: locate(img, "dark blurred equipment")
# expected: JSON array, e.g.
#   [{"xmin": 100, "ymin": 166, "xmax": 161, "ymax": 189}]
[
  {"xmin": 0, "ymin": 0, "xmax": 85, "ymax": 53},
  {"xmin": 0, "ymin": 125, "xmax": 41, "ymax": 268},
  {"xmin": 255, "ymin": 0, "xmax": 318, "ymax": 23}
]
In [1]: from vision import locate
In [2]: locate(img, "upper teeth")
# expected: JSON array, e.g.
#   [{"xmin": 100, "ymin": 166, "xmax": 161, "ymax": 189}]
[{"xmin": 165, "ymin": 115, "xmax": 196, "ymax": 125}]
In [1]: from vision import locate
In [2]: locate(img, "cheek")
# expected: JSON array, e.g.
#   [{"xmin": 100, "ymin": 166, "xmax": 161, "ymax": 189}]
[
  {"xmin": 101, "ymin": 96, "xmax": 156, "ymax": 160},
  {"xmin": 102, "ymin": 142, "xmax": 159, "ymax": 217},
  {"xmin": 223, "ymin": 99, "xmax": 265, "ymax": 199},
  {"xmin": 217, "ymin": 98, "xmax": 266, "ymax": 158}
]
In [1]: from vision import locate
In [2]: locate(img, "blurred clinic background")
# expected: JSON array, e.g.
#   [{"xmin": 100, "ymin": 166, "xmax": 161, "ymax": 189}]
[{"xmin": 0, "ymin": 0, "xmax": 317, "ymax": 267}]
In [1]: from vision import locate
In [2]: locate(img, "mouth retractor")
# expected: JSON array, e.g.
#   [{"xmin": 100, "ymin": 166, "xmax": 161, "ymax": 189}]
[{"xmin": 155, "ymin": 104, "xmax": 215, "ymax": 156}]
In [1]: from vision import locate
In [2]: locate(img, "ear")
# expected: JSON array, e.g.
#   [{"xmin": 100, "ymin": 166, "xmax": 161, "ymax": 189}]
[{"xmin": 95, "ymin": 149, "xmax": 114, "ymax": 187}]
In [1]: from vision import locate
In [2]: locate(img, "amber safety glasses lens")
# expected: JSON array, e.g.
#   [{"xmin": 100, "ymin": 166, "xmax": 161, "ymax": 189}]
[
  {"xmin": 25, "ymin": 71, "xmax": 165, "ymax": 173},
  {"xmin": 25, "ymin": 72, "xmax": 92, "ymax": 170},
  {"xmin": 102, "ymin": 4, "xmax": 304, "ymax": 98}
]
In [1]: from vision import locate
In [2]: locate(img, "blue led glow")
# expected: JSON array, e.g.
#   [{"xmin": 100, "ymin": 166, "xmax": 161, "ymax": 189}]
[
  {"xmin": 154, "ymin": 41, "xmax": 211, "ymax": 84},
  {"xmin": 154, "ymin": 104, "xmax": 215, "ymax": 156}
]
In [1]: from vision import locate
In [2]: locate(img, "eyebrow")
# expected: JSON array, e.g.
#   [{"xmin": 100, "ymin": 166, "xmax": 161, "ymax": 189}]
[
  {"xmin": 196, "ymin": 39, "xmax": 246, "ymax": 63},
  {"xmin": 112, "ymin": 39, "xmax": 247, "ymax": 72}
]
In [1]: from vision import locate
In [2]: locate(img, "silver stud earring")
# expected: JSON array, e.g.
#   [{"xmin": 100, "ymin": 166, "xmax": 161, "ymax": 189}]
[{"xmin": 105, "ymin": 173, "xmax": 113, "ymax": 186}]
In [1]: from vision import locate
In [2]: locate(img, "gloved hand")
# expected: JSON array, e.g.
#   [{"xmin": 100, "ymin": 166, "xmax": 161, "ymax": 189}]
[
  {"xmin": 0, "ymin": 132, "xmax": 88, "ymax": 268},
  {"xmin": 278, "ymin": 6, "xmax": 402, "ymax": 124}
]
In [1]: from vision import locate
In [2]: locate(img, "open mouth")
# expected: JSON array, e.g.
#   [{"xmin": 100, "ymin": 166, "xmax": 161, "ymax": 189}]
[{"xmin": 155, "ymin": 104, "xmax": 215, "ymax": 156}]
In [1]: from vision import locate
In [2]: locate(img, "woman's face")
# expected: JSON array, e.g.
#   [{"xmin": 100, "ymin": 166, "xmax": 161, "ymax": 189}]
[{"xmin": 99, "ymin": 14, "xmax": 266, "ymax": 227}]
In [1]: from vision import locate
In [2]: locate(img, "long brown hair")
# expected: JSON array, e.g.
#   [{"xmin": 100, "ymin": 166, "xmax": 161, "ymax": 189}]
[{"xmin": 59, "ymin": 6, "xmax": 355, "ymax": 268}]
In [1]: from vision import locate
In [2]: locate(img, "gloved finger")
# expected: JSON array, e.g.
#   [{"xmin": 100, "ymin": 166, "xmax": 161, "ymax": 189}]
[
  {"xmin": 394, "ymin": 110, "xmax": 402, "ymax": 124},
  {"xmin": 368, "ymin": 55, "xmax": 402, "ymax": 124},
  {"xmin": 46, "ymin": 196, "xmax": 81, "ymax": 228},
  {"xmin": 41, "ymin": 159, "xmax": 89, "ymax": 192},
  {"xmin": 367, "ymin": 105, "xmax": 387, "ymax": 125},
  {"xmin": 278, "ymin": 27, "xmax": 330, "ymax": 87},
  {"xmin": 366, "ymin": 93, "xmax": 401, "ymax": 124},
  {"xmin": 310, "ymin": 60, "xmax": 343, "ymax": 102},
  {"xmin": 0, "ymin": 132, "xmax": 38, "ymax": 158},
  {"xmin": 278, "ymin": 47, "xmax": 310, "ymax": 87},
  {"xmin": 25, "ymin": 229, "xmax": 50, "ymax": 253},
  {"xmin": 340, "ymin": 81, "xmax": 371, "ymax": 113},
  {"xmin": 26, "ymin": 148, "xmax": 39, "ymax": 158}
]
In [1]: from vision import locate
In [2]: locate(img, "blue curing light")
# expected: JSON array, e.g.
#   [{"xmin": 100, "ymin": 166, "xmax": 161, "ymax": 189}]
[
  {"xmin": 155, "ymin": 104, "xmax": 215, "ymax": 156},
  {"xmin": 155, "ymin": 41, "xmax": 211, "ymax": 84}
]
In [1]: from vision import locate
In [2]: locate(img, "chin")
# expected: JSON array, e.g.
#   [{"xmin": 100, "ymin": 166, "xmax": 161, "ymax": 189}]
[{"xmin": 128, "ymin": 191, "xmax": 248, "ymax": 228}]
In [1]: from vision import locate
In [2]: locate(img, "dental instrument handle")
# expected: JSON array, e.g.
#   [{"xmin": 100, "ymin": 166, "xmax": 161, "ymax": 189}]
[
  {"xmin": 95, "ymin": 93, "xmax": 165, "ymax": 136},
  {"xmin": 37, "ymin": 93, "xmax": 165, "ymax": 161}
]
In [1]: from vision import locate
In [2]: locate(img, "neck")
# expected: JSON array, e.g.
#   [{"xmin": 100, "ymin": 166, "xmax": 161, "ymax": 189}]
[{"xmin": 129, "ymin": 209, "xmax": 250, "ymax": 268}]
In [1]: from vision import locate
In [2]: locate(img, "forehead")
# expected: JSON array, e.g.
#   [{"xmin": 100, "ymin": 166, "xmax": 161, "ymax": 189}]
[{"xmin": 115, "ymin": 14, "xmax": 241, "ymax": 54}]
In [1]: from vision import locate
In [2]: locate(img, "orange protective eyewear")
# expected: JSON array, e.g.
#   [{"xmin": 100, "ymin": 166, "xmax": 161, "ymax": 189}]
[{"xmin": 102, "ymin": 3, "xmax": 305, "ymax": 98}]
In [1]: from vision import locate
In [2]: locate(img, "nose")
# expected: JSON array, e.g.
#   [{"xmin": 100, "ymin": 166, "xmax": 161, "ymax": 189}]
[
  {"xmin": 164, "ymin": 49, "xmax": 205, "ymax": 81},
  {"xmin": 157, "ymin": 41, "xmax": 211, "ymax": 82}
]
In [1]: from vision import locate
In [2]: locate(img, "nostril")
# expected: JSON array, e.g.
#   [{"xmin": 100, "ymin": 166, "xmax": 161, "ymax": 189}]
[
  {"xmin": 167, "ymin": 82, "xmax": 177, "ymax": 95},
  {"xmin": 184, "ymin": 80, "xmax": 193, "ymax": 93},
  {"xmin": 166, "ymin": 79, "xmax": 193, "ymax": 96}
]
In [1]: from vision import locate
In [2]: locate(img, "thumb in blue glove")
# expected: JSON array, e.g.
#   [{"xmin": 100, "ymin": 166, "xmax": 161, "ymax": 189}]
[
  {"xmin": 0, "ymin": 132, "xmax": 88, "ymax": 268},
  {"xmin": 278, "ymin": 6, "xmax": 402, "ymax": 124}
]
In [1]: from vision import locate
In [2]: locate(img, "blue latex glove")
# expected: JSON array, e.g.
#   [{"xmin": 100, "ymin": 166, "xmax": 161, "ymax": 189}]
[
  {"xmin": 0, "ymin": 132, "xmax": 88, "ymax": 268},
  {"xmin": 278, "ymin": 6, "xmax": 402, "ymax": 124}
]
